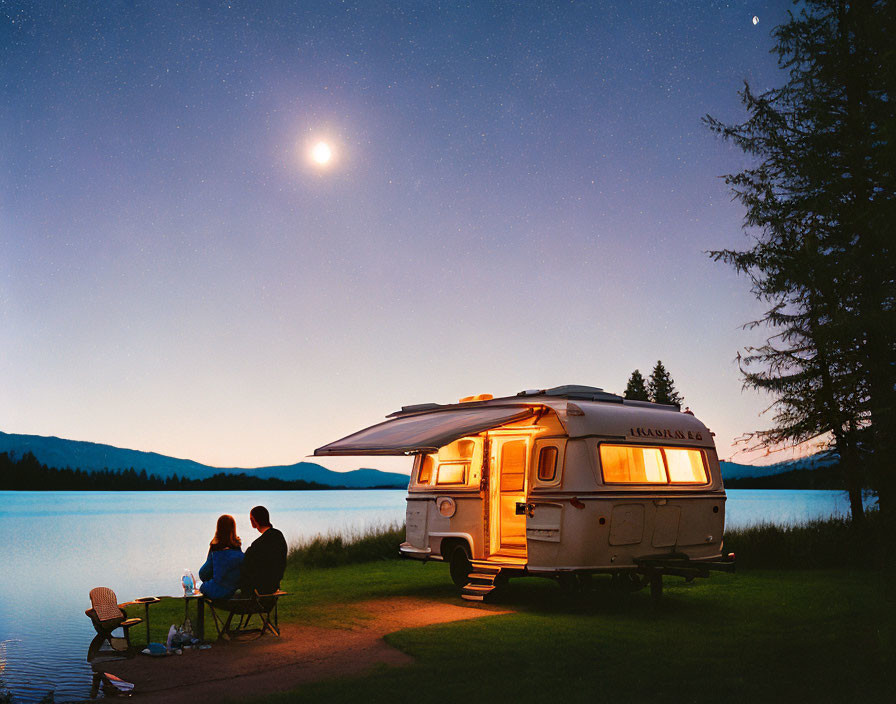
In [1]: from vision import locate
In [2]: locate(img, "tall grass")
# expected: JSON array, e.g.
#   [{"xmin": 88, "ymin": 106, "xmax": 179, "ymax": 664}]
[
  {"xmin": 723, "ymin": 511, "xmax": 881, "ymax": 570},
  {"xmin": 284, "ymin": 512, "xmax": 881, "ymax": 571},
  {"xmin": 287, "ymin": 522, "xmax": 406, "ymax": 568}
]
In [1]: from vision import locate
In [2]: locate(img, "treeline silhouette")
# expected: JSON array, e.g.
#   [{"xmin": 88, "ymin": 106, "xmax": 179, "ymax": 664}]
[
  {"xmin": 0, "ymin": 451, "xmax": 345, "ymax": 491},
  {"xmin": 724, "ymin": 464, "xmax": 846, "ymax": 490}
]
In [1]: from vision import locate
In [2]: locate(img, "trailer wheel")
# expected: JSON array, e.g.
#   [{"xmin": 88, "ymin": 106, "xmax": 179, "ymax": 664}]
[
  {"xmin": 448, "ymin": 543, "xmax": 472, "ymax": 588},
  {"xmin": 649, "ymin": 574, "xmax": 663, "ymax": 603}
]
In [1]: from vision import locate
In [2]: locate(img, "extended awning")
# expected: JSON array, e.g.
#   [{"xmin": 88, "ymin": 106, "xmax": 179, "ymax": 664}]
[{"xmin": 314, "ymin": 406, "xmax": 536, "ymax": 456}]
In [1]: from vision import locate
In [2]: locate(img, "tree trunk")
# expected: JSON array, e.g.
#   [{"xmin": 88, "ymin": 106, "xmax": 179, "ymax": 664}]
[
  {"xmin": 841, "ymin": 0, "xmax": 895, "ymax": 569},
  {"xmin": 838, "ymin": 427, "xmax": 865, "ymax": 524}
]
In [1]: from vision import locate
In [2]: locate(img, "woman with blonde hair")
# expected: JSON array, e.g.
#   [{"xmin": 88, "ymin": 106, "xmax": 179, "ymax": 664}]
[{"xmin": 198, "ymin": 514, "xmax": 244, "ymax": 599}]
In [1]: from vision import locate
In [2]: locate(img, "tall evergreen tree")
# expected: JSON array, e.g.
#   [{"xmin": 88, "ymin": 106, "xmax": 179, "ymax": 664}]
[
  {"xmin": 624, "ymin": 369, "xmax": 650, "ymax": 401},
  {"xmin": 648, "ymin": 361, "xmax": 683, "ymax": 407},
  {"xmin": 705, "ymin": 0, "xmax": 895, "ymax": 532}
]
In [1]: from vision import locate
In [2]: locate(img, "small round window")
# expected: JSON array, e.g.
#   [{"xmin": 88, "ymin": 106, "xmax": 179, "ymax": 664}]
[{"xmin": 537, "ymin": 446, "xmax": 558, "ymax": 481}]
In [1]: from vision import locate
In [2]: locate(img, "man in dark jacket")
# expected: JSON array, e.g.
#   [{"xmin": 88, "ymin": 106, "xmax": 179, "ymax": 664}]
[{"xmin": 239, "ymin": 505, "xmax": 287, "ymax": 595}]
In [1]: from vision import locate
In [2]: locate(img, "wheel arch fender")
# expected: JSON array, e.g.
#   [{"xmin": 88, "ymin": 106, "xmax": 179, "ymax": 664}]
[{"xmin": 431, "ymin": 533, "xmax": 474, "ymax": 560}]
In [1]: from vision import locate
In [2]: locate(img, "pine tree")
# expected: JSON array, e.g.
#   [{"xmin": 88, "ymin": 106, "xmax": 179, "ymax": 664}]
[
  {"xmin": 648, "ymin": 361, "xmax": 683, "ymax": 407},
  {"xmin": 623, "ymin": 370, "xmax": 650, "ymax": 401},
  {"xmin": 704, "ymin": 0, "xmax": 895, "ymax": 531}
]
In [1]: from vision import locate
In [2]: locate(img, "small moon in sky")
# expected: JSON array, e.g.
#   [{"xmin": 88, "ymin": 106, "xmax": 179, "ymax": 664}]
[
  {"xmin": 311, "ymin": 141, "xmax": 332, "ymax": 165},
  {"xmin": 752, "ymin": 16, "xmax": 759, "ymax": 25}
]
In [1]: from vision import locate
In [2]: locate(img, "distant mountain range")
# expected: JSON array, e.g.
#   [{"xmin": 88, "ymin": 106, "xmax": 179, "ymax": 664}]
[
  {"xmin": 719, "ymin": 454, "xmax": 837, "ymax": 480},
  {"xmin": 0, "ymin": 431, "xmax": 410, "ymax": 489},
  {"xmin": 1, "ymin": 430, "xmax": 837, "ymax": 490}
]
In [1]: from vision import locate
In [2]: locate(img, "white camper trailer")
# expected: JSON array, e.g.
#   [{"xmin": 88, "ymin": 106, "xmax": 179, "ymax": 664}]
[{"xmin": 315, "ymin": 385, "xmax": 734, "ymax": 601}]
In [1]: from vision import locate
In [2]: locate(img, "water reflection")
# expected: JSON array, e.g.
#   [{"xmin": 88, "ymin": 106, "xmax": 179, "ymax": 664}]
[
  {"xmin": 724, "ymin": 488, "xmax": 874, "ymax": 528},
  {"xmin": 86, "ymin": 637, "xmax": 138, "ymax": 700},
  {"xmin": 85, "ymin": 635, "xmax": 132, "ymax": 665}
]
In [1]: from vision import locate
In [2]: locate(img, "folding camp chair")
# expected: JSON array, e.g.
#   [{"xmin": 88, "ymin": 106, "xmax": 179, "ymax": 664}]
[
  {"xmin": 85, "ymin": 587, "xmax": 142, "ymax": 660},
  {"xmin": 204, "ymin": 590, "xmax": 287, "ymax": 640}
]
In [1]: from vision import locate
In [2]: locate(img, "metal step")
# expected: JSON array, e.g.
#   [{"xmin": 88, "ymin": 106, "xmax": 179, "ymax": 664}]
[
  {"xmin": 468, "ymin": 571, "xmax": 500, "ymax": 583},
  {"xmin": 461, "ymin": 567, "xmax": 504, "ymax": 602},
  {"xmin": 469, "ymin": 562, "xmax": 503, "ymax": 574},
  {"xmin": 461, "ymin": 583, "xmax": 495, "ymax": 601},
  {"xmin": 462, "ymin": 583, "xmax": 494, "ymax": 593}
]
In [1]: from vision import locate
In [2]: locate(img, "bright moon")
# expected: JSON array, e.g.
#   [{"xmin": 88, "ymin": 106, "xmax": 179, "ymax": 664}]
[
  {"xmin": 752, "ymin": 15, "xmax": 759, "ymax": 25},
  {"xmin": 311, "ymin": 141, "xmax": 332, "ymax": 165}
]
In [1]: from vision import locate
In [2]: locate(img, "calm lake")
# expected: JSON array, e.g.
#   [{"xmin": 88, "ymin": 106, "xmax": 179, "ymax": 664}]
[{"xmin": 0, "ymin": 489, "xmax": 868, "ymax": 702}]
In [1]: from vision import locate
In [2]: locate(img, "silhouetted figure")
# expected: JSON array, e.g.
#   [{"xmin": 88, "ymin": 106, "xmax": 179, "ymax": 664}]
[{"xmin": 239, "ymin": 505, "xmax": 287, "ymax": 595}]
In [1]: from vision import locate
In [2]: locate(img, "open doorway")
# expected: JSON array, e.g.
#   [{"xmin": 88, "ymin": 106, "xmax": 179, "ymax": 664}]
[{"xmin": 488, "ymin": 435, "xmax": 528, "ymax": 557}]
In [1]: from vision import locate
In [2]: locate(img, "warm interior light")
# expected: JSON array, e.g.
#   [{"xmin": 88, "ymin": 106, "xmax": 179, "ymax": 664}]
[
  {"xmin": 417, "ymin": 455, "xmax": 434, "ymax": 483},
  {"xmin": 601, "ymin": 445, "xmax": 665, "ymax": 483},
  {"xmin": 599, "ymin": 445, "xmax": 708, "ymax": 484},
  {"xmin": 498, "ymin": 439, "xmax": 527, "ymax": 548},
  {"xmin": 665, "ymin": 448, "xmax": 708, "ymax": 483},
  {"xmin": 436, "ymin": 462, "xmax": 468, "ymax": 485}
]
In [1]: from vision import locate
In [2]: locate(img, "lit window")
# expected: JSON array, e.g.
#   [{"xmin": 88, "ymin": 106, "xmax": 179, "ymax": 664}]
[
  {"xmin": 436, "ymin": 462, "xmax": 468, "ymax": 485},
  {"xmin": 418, "ymin": 455, "xmax": 434, "ymax": 484},
  {"xmin": 599, "ymin": 445, "xmax": 708, "ymax": 485},
  {"xmin": 600, "ymin": 445, "xmax": 665, "ymax": 483},
  {"xmin": 537, "ymin": 446, "xmax": 558, "ymax": 481},
  {"xmin": 457, "ymin": 439, "xmax": 475, "ymax": 460},
  {"xmin": 665, "ymin": 448, "xmax": 708, "ymax": 483}
]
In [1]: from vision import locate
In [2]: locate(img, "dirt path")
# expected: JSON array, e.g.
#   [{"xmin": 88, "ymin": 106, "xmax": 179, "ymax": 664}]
[{"xmin": 99, "ymin": 597, "xmax": 512, "ymax": 703}]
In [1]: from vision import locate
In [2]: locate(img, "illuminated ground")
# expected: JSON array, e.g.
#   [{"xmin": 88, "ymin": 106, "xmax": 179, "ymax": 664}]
[{"xmin": 106, "ymin": 596, "xmax": 509, "ymax": 703}]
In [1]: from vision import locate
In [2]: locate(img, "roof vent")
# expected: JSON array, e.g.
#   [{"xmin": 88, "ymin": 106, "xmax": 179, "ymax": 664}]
[
  {"xmin": 518, "ymin": 385, "xmax": 624, "ymax": 403},
  {"xmin": 398, "ymin": 403, "xmax": 442, "ymax": 414},
  {"xmin": 459, "ymin": 393, "xmax": 494, "ymax": 403}
]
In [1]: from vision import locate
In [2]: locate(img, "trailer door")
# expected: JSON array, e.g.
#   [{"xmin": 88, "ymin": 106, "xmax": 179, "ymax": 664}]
[{"xmin": 489, "ymin": 435, "xmax": 529, "ymax": 557}]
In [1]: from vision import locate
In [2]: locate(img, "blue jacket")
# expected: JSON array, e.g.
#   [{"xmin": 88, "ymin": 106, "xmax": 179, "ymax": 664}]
[{"xmin": 198, "ymin": 547, "xmax": 244, "ymax": 600}]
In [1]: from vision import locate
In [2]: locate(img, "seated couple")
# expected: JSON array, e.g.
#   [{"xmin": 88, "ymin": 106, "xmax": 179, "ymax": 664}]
[{"xmin": 198, "ymin": 505, "xmax": 288, "ymax": 600}]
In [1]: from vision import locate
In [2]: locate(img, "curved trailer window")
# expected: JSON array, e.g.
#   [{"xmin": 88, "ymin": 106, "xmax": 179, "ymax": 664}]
[
  {"xmin": 418, "ymin": 455, "xmax": 434, "ymax": 484},
  {"xmin": 537, "ymin": 446, "xmax": 558, "ymax": 481},
  {"xmin": 599, "ymin": 445, "xmax": 708, "ymax": 485}
]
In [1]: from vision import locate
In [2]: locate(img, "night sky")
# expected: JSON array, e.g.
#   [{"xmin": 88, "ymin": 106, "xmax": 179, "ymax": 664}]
[{"xmin": 2, "ymin": 1, "xmax": 796, "ymax": 472}]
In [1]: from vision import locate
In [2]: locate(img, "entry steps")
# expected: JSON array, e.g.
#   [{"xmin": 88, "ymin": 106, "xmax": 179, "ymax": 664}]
[{"xmin": 461, "ymin": 564, "xmax": 504, "ymax": 602}]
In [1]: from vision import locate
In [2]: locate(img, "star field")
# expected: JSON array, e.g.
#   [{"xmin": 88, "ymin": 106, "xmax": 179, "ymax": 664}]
[{"xmin": 1, "ymin": 1, "xmax": 793, "ymax": 470}]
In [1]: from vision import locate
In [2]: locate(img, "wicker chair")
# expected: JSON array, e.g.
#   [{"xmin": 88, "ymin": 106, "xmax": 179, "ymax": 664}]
[{"xmin": 85, "ymin": 587, "xmax": 142, "ymax": 660}]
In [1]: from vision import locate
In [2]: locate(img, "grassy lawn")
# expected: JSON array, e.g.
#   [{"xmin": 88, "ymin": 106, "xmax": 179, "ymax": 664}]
[
  {"xmin": 242, "ymin": 562, "xmax": 893, "ymax": 704},
  {"xmin": 126, "ymin": 559, "xmax": 456, "ymax": 643},
  {"xmin": 126, "ymin": 515, "xmax": 894, "ymax": 704}
]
